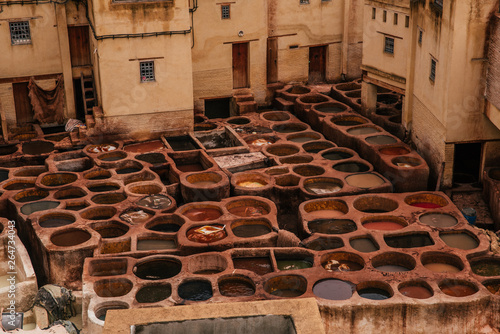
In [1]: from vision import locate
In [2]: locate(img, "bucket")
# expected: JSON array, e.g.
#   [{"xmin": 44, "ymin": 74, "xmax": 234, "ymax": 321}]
[{"xmin": 461, "ymin": 207, "xmax": 477, "ymax": 225}]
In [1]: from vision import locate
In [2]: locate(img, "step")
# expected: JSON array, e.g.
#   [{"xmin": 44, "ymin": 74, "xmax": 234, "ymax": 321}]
[
  {"xmin": 273, "ymin": 97, "xmax": 295, "ymax": 112},
  {"xmin": 233, "ymin": 94, "xmax": 254, "ymax": 103},
  {"xmin": 236, "ymin": 101, "xmax": 257, "ymax": 115}
]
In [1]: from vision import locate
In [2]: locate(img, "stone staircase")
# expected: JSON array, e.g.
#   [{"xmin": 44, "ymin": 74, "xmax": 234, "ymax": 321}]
[{"xmin": 232, "ymin": 89, "xmax": 257, "ymax": 115}]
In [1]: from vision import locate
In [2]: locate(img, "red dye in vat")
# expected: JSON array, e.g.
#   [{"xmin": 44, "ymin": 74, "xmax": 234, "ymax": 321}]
[
  {"xmin": 228, "ymin": 205, "xmax": 267, "ymax": 217},
  {"xmin": 441, "ymin": 284, "xmax": 476, "ymax": 297},
  {"xmin": 187, "ymin": 225, "xmax": 226, "ymax": 243},
  {"xmin": 363, "ymin": 221, "xmax": 405, "ymax": 231},
  {"xmin": 183, "ymin": 208, "xmax": 222, "ymax": 221},
  {"xmin": 399, "ymin": 286, "xmax": 433, "ymax": 299},
  {"xmin": 379, "ymin": 147, "xmax": 410, "ymax": 155},
  {"xmin": 124, "ymin": 140, "xmax": 164, "ymax": 153},
  {"xmin": 411, "ymin": 202, "xmax": 442, "ymax": 209}
]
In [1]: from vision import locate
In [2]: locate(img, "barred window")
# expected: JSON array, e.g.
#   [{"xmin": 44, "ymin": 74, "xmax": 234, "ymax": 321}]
[
  {"xmin": 140, "ymin": 61, "xmax": 155, "ymax": 82},
  {"xmin": 300, "ymin": 0, "xmax": 309, "ymax": 4},
  {"xmin": 384, "ymin": 37, "xmax": 394, "ymax": 54},
  {"xmin": 9, "ymin": 21, "xmax": 31, "ymax": 45},
  {"xmin": 430, "ymin": 58, "xmax": 437, "ymax": 82},
  {"xmin": 221, "ymin": 5, "xmax": 230, "ymax": 19}
]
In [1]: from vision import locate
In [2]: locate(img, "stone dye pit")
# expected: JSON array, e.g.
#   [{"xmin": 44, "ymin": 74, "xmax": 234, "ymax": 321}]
[{"xmin": 0, "ymin": 80, "xmax": 497, "ymax": 333}]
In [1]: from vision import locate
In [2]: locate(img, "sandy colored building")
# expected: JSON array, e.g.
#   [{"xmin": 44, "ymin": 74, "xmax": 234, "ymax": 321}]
[{"xmin": 362, "ymin": 0, "xmax": 500, "ymax": 188}]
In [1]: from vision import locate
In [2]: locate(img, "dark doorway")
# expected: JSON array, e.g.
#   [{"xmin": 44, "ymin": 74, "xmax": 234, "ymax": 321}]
[
  {"xmin": 267, "ymin": 38, "xmax": 278, "ymax": 84},
  {"xmin": 232, "ymin": 42, "xmax": 249, "ymax": 89},
  {"xmin": 68, "ymin": 25, "xmax": 91, "ymax": 67},
  {"xmin": 204, "ymin": 98, "xmax": 231, "ymax": 119},
  {"xmin": 13, "ymin": 82, "xmax": 34, "ymax": 125},
  {"xmin": 453, "ymin": 143, "xmax": 482, "ymax": 184},
  {"xmin": 308, "ymin": 45, "xmax": 327, "ymax": 83},
  {"xmin": 73, "ymin": 78, "xmax": 86, "ymax": 121}
]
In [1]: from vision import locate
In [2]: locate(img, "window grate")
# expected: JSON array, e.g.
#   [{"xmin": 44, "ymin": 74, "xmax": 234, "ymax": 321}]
[
  {"xmin": 300, "ymin": 0, "xmax": 309, "ymax": 4},
  {"xmin": 140, "ymin": 61, "xmax": 155, "ymax": 82},
  {"xmin": 9, "ymin": 21, "xmax": 31, "ymax": 45},
  {"xmin": 384, "ymin": 37, "xmax": 394, "ymax": 54},
  {"xmin": 221, "ymin": 5, "xmax": 230, "ymax": 19},
  {"xmin": 430, "ymin": 59, "xmax": 437, "ymax": 82}
]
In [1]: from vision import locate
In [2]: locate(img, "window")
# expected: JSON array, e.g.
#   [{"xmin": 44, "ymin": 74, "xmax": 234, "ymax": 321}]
[
  {"xmin": 9, "ymin": 21, "xmax": 31, "ymax": 45},
  {"xmin": 405, "ymin": 16, "xmax": 410, "ymax": 28},
  {"xmin": 140, "ymin": 61, "xmax": 155, "ymax": 82},
  {"xmin": 300, "ymin": 0, "xmax": 309, "ymax": 4},
  {"xmin": 383, "ymin": 10, "xmax": 387, "ymax": 22},
  {"xmin": 372, "ymin": 8, "xmax": 376, "ymax": 20},
  {"xmin": 418, "ymin": 29, "xmax": 423, "ymax": 44},
  {"xmin": 221, "ymin": 4, "xmax": 230, "ymax": 19},
  {"xmin": 394, "ymin": 13, "xmax": 398, "ymax": 25},
  {"xmin": 430, "ymin": 58, "xmax": 437, "ymax": 82},
  {"xmin": 384, "ymin": 37, "xmax": 394, "ymax": 54}
]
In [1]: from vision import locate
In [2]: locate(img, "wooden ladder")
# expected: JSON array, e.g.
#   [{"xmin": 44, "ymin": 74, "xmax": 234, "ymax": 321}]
[{"xmin": 80, "ymin": 73, "xmax": 96, "ymax": 115}]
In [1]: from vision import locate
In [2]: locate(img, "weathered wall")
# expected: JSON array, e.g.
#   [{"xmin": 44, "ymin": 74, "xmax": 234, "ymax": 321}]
[
  {"xmin": 88, "ymin": 0, "xmax": 193, "ymax": 134},
  {"xmin": 0, "ymin": 4, "xmax": 62, "ymax": 79},
  {"xmin": 486, "ymin": 14, "xmax": 500, "ymax": 131},
  {"xmin": 362, "ymin": 0, "xmax": 411, "ymax": 89},
  {"xmin": 191, "ymin": 0, "xmax": 267, "ymax": 110}
]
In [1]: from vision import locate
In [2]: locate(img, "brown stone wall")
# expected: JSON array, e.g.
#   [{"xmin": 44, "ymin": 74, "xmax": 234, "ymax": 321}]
[{"xmin": 487, "ymin": 15, "xmax": 500, "ymax": 111}]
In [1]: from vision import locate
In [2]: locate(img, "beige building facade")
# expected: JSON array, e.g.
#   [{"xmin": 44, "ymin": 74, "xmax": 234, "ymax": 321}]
[{"xmin": 362, "ymin": 0, "xmax": 500, "ymax": 188}]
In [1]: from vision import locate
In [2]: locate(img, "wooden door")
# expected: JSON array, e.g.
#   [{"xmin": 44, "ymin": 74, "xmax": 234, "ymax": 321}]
[
  {"xmin": 68, "ymin": 25, "xmax": 91, "ymax": 67},
  {"xmin": 267, "ymin": 38, "xmax": 278, "ymax": 83},
  {"xmin": 232, "ymin": 42, "xmax": 249, "ymax": 89},
  {"xmin": 13, "ymin": 82, "xmax": 34, "ymax": 125},
  {"xmin": 309, "ymin": 46, "xmax": 327, "ymax": 83}
]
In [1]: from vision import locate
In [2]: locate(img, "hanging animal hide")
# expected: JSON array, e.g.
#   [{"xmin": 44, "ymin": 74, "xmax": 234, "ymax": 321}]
[{"xmin": 28, "ymin": 75, "xmax": 65, "ymax": 124}]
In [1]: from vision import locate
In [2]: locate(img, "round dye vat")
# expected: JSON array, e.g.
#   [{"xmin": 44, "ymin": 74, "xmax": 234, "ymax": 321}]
[
  {"xmin": 22, "ymin": 141, "xmax": 54, "ymax": 155},
  {"xmin": 88, "ymin": 184, "xmax": 120, "ymax": 192},
  {"xmin": 440, "ymin": 282, "xmax": 477, "ymax": 297},
  {"xmin": 345, "ymin": 173, "xmax": 385, "ymax": 189},
  {"xmin": 440, "ymin": 233, "xmax": 478, "ymax": 250},
  {"xmin": 237, "ymin": 180, "xmax": 267, "ymax": 188},
  {"xmin": 305, "ymin": 237, "xmax": 344, "ymax": 251},
  {"xmin": 137, "ymin": 195, "xmax": 172, "ymax": 210},
  {"xmin": 265, "ymin": 275, "xmax": 307, "ymax": 298},
  {"xmin": 93, "ymin": 222, "xmax": 129, "ymax": 238},
  {"xmin": 233, "ymin": 257, "xmax": 272, "ymax": 275},
  {"xmin": 470, "ymin": 259, "xmax": 500, "ymax": 277},
  {"xmin": 0, "ymin": 145, "xmax": 17, "ymax": 156},
  {"xmin": 246, "ymin": 138, "xmax": 275, "ymax": 147},
  {"xmin": 148, "ymin": 223, "xmax": 180, "ymax": 233},
  {"xmin": 315, "ymin": 105, "xmax": 346, "ymax": 113},
  {"xmin": 39, "ymin": 214, "xmax": 75, "ymax": 228},
  {"xmin": 183, "ymin": 208, "xmax": 222, "ymax": 221},
  {"xmin": 375, "ymin": 265, "xmax": 410, "ymax": 273},
  {"xmin": 308, "ymin": 219, "xmax": 357, "ymax": 235},
  {"xmin": 178, "ymin": 281, "xmax": 213, "ymax": 301},
  {"xmin": 137, "ymin": 239, "xmax": 176, "ymax": 251},
  {"xmin": 277, "ymin": 260, "xmax": 313, "ymax": 271},
  {"xmin": 313, "ymin": 279, "xmax": 353, "ymax": 300},
  {"xmin": 350, "ymin": 238, "xmax": 378, "ymax": 253},
  {"xmin": 365, "ymin": 135, "xmax": 398, "ymax": 145},
  {"xmin": 177, "ymin": 163, "xmax": 205, "ymax": 173},
  {"xmin": 116, "ymin": 167, "xmax": 141, "ymax": 174},
  {"xmin": 120, "ymin": 210, "xmax": 152, "ymax": 224},
  {"xmin": 15, "ymin": 192, "xmax": 48, "ymax": 203},
  {"xmin": 322, "ymin": 150, "xmax": 353, "ymax": 161},
  {"xmin": 411, "ymin": 202, "xmax": 443, "ymax": 209},
  {"xmin": 287, "ymin": 136, "xmax": 317, "ymax": 143},
  {"xmin": 399, "ymin": 285, "xmax": 433, "ymax": 299},
  {"xmin": 4, "ymin": 181, "xmax": 35, "ymax": 190},
  {"xmin": 379, "ymin": 147, "xmax": 410, "ymax": 155},
  {"xmin": 346, "ymin": 127, "xmax": 381, "ymax": 136},
  {"xmin": 187, "ymin": 225, "xmax": 227, "ymax": 243},
  {"xmin": 0, "ymin": 170, "xmax": 9, "ymax": 182},
  {"xmin": 21, "ymin": 201, "xmax": 60, "ymax": 215},
  {"xmin": 232, "ymin": 223, "xmax": 272, "ymax": 238},
  {"xmin": 333, "ymin": 162, "xmax": 370, "ymax": 173},
  {"xmin": 307, "ymin": 209, "xmax": 346, "ymax": 220},
  {"xmin": 51, "ymin": 230, "xmax": 91, "ymax": 247},
  {"xmin": 323, "ymin": 260, "xmax": 363, "ymax": 272},
  {"xmin": 124, "ymin": 140, "xmax": 164, "ymax": 153},
  {"xmin": 363, "ymin": 221, "xmax": 405, "ymax": 231},
  {"xmin": 134, "ymin": 259, "xmax": 181, "ymax": 280},
  {"xmin": 305, "ymin": 181, "xmax": 342, "ymax": 195},
  {"xmin": 358, "ymin": 288, "xmax": 391, "ymax": 300},
  {"xmin": 191, "ymin": 180, "xmax": 217, "ymax": 187},
  {"xmin": 219, "ymin": 278, "xmax": 255, "ymax": 297},
  {"xmin": 135, "ymin": 285, "xmax": 171, "ymax": 303},
  {"xmin": 484, "ymin": 281, "xmax": 500, "ymax": 295},
  {"xmin": 424, "ymin": 263, "xmax": 461, "ymax": 273},
  {"xmin": 87, "ymin": 144, "xmax": 117, "ymax": 153},
  {"xmin": 419, "ymin": 213, "xmax": 457, "ymax": 228},
  {"xmin": 228, "ymin": 205, "xmax": 268, "ymax": 217}
]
